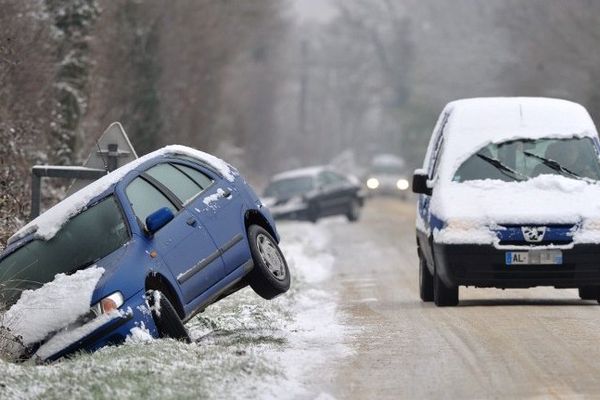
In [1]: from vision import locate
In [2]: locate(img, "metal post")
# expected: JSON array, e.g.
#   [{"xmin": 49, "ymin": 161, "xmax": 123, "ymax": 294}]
[
  {"xmin": 107, "ymin": 143, "xmax": 118, "ymax": 172},
  {"xmin": 31, "ymin": 173, "xmax": 41, "ymax": 220},
  {"xmin": 29, "ymin": 166, "xmax": 106, "ymax": 220}
]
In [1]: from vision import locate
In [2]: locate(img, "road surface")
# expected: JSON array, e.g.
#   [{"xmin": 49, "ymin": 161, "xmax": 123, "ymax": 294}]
[{"xmin": 315, "ymin": 197, "xmax": 600, "ymax": 399}]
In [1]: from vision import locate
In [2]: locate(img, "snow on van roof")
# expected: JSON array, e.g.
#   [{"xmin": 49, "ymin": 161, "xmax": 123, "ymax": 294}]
[
  {"xmin": 272, "ymin": 166, "xmax": 326, "ymax": 181},
  {"xmin": 436, "ymin": 97, "xmax": 598, "ymax": 181},
  {"xmin": 8, "ymin": 145, "xmax": 237, "ymax": 244}
]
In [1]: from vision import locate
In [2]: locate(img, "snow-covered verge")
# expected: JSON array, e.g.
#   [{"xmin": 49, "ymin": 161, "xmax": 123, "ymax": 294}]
[{"xmin": 0, "ymin": 222, "xmax": 348, "ymax": 400}]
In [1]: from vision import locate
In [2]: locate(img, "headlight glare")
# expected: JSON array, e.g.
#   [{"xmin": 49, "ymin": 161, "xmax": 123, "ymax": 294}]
[
  {"xmin": 366, "ymin": 178, "xmax": 380, "ymax": 189},
  {"xmin": 396, "ymin": 179, "xmax": 409, "ymax": 191}
]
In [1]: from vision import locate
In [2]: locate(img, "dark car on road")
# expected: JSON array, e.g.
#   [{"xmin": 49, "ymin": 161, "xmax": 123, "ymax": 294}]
[
  {"xmin": 0, "ymin": 145, "xmax": 290, "ymax": 361},
  {"xmin": 262, "ymin": 166, "xmax": 364, "ymax": 223}
]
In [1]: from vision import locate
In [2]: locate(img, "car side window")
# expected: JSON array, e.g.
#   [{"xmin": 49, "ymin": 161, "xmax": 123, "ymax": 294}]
[
  {"xmin": 145, "ymin": 163, "xmax": 203, "ymax": 204},
  {"xmin": 172, "ymin": 163, "xmax": 214, "ymax": 190},
  {"xmin": 326, "ymin": 171, "xmax": 347, "ymax": 185},
  {"xmin": 317, "ymin": 172, "xmax": 333, "ymax": 187},
  {"xmin": 126, "ymin": 177, "xmax": 177, "ymax": 223}
]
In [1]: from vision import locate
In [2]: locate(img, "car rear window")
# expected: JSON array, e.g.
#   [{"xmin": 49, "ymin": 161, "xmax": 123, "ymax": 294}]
[
  {"xmin": 172, "ymin": 163, "xmax": 213, "ymax": 190},
  {"xmin": 126, "ymin": 178, "xmax": 177, "ymax": 223},
  {"xmin": 145, "ymin": 163, "xmax": 203, "ymax": 203}
]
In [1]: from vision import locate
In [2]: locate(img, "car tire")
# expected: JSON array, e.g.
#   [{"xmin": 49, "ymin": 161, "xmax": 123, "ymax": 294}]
[
  {"xmin": 308, "ymin": 204, "xmax": 319, "ymax": 223},
  {"xmin": 433, "ymin": 265, "xmax": 459, "ymax": 307},
  {"xmin": 148, "ymin": 290, "xmax": 191, "ymax": 342},
  {"xmin": 247, "ymin": 225, "xmax": 291, "ymax": 299},
  {"xmin": 419, "ymin": 253, "xmax": 434, "ymax": 302},
  {"xmin": 346, "ymin": 199, "xmax": 361, "ymax": 222},
  {"xmin": 578, "ymin": 286, "xmax": 600, "ymax": 301}
]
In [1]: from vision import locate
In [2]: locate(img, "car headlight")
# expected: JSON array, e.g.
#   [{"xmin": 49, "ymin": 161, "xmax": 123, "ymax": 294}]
[
  {"xmin": 91, "ymin": 292, "xmax": 124, "ymax": 316},
  {"xmin": 396, "ymin": 179, "xmax": 409, "ymax": 191},
  {"xmin": 366, "ymin": 178, "xmax": 379, "ymax": 189}
]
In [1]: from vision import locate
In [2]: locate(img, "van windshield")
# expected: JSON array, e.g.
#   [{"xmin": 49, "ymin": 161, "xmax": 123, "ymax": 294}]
[
  {"xmin": 453, "ymin": 137, "xmax": 600, "ymax": 183},
  {"xmin": 0, "ymin": 196, "xmax": 129, "ymax": 308}
]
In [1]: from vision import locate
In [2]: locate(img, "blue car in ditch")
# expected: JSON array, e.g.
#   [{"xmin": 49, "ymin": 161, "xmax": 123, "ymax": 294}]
[{"xmin": 0, "ymin": 145, "xmax": 290, "ymax": 361}]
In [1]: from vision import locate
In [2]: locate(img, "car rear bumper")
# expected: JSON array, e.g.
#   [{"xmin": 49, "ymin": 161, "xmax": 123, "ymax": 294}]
[
  {"xmin": 39, "ymin": 290, "xmax": 157, "ymax": 362},
  {"xmin": 433, "ymin": 243, "xmax": 600, "ymax": 289}
]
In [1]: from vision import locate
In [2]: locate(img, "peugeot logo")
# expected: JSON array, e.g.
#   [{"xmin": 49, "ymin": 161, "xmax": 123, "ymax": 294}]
[{"xmin": 522, "ymin": 226, "xmax": 546, "ymax": 243}]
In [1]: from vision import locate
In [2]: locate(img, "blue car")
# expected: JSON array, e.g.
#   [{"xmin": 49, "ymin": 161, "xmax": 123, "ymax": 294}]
[
  {"xmin": 0, "ymin": 145, "xmax": 290, "ymax": 361},
  {"xmin": 413, "ymin": 98, "xmax": 600, "ymax": 306}
]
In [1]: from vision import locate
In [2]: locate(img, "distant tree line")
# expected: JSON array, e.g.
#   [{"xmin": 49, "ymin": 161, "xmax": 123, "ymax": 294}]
[{"xmin": 0, "ymin": 0, "xmax": 284, "ymax": 247}]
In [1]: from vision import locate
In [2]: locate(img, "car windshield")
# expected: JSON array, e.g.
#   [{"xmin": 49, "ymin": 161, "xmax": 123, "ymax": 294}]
[
  {"xmin": 0, "ymin": 196, "xmax": 129, "ymax": 308},
  {"xmin": 453, "ymin": 137, "xmax": 600, "ymax": 183},
  {"xmin": 264, "ymin": 176, "xmax": 314, "ymax": 198}
]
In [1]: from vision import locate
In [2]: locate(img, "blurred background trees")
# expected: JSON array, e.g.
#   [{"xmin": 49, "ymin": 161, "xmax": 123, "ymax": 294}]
[{"xmin": 3, "ymin": 0, "xmax": 600, "ymax": 244}]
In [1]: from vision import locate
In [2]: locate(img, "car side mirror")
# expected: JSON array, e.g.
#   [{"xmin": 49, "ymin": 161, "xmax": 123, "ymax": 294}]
[
  {"xmin": 145, "ymin": 207, "xmax": 174, "ymax": 235},
  {"xmin": 412, "ymin": 169, "xmax": 432, "ymax": 195}
]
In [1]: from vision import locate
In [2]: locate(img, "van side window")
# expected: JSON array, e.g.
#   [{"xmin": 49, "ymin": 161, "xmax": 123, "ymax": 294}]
[{"xmin": 428, "ymin": 112, "xmax": 450, "ymax": 178}]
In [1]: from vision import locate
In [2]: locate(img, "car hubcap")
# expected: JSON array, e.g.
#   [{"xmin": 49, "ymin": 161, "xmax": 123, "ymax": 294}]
[{"xmin": 256, "ymin": 233, "xmax": 286, "ymax": 280}]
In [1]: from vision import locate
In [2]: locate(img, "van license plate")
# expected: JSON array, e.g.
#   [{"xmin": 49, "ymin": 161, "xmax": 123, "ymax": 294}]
[{"xmin": 505, "ymin": 250, "xmax": 563, "ymax": 265}]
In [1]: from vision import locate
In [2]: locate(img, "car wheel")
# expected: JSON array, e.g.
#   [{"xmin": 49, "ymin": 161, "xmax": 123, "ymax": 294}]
[
  {"xmin": 419, "ymin": 253, "xmax": 434, "ymax": 302},
  {"xmin": 433, "ymin": 265, "xmax": 459, "ymax": 307},
  {"xmin": 147, "ymin": 290, "xmax": 191, "ymax": 342},
  {"xmin": 308, "ymin": 204, "xmax": 319, "ymax": 223},
  {"xmin": 247, "ymin": 225, "xmax": 291, "ymax": 299},
  {"xmin": 346, "ymin": 199, "xmax": 361, "ymax": 222},
  {"xmin": 578, "ymin": 286, "xmax": 600, "ymax": 301}
]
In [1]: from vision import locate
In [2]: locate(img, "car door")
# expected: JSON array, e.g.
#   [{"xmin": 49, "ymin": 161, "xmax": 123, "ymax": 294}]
[
  {"xmin": 187, "ymin": 172, "xmax": 248, "ymax": 275},
  {"xmin": 316, "ymin": 171, "xmax": 350, "ymax": 216},
  {"xmin": 159, "ymin": 159, "xmax": 248, "ymax": 276},
  {"xmin": 126, "ymin": 170, "xmax": 225, "ymax": 305}
]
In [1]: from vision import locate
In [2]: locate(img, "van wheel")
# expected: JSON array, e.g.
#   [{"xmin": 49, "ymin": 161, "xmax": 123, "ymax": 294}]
[
  {"xmin": 147, "ymin": 290, "xmax": 191, "ymax": 342},
  {"xmin": 419, "ymin": 254, "xmax": 434, "ymax": 302},
  {"xmin": 247, "ymin": 225, "xmax": 291, "ymax": 299},
  {"xmin": 578, "ymin": 286, "xmax": 600, "ymax": 301},
  {"xmin": 433, "ymin": 266, "xmax": 459, "ymax": 307}
]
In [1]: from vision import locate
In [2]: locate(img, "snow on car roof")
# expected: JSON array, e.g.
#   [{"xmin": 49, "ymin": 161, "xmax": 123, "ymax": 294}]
[
  {"xmin": 8, "ymin": 145, "xmax": 237, "ymax": 244},
  {"xmin": 436, "ymin": 97, "xmax": 598, "ymax": 181},
  {"xmin": 272, "ymin": 166, "xmax": 326, "ymax": 181}
]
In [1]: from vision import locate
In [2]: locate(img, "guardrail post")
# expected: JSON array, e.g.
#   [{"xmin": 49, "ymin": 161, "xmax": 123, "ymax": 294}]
[{"xmin": 31, "ymin": 171, "xmax": 41, "ymax": 219}]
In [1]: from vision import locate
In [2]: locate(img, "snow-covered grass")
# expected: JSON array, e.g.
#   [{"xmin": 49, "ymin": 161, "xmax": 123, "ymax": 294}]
[{"xmin": 0, "ymin": 222, "xmax": 347, "ymax": 400}]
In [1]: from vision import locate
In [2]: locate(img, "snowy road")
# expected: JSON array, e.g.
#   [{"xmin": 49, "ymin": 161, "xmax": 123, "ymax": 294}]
[{"xmin": 319, "ymin": 197, "xmax": 600, "ymax": 399}]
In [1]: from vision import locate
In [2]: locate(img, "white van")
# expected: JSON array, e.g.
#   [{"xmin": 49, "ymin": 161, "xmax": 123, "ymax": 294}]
[{"xmin": 413, "ymin": 98, "xmax": 600, "ymax": 306}]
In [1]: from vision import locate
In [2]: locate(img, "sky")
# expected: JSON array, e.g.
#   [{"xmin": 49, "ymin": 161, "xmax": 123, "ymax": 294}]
[{"xmin": 293, "ymin": 0, "xmax": 338, "ymax": 23}]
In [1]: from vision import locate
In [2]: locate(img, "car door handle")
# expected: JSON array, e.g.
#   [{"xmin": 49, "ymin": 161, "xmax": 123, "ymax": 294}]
[
  {"xmin": 220, "ymin": 189, "xmax": 232, "ymax": 199},
  {"xmin": 186, "ymin": 217, "xmax": 197, "ymax": 227}
]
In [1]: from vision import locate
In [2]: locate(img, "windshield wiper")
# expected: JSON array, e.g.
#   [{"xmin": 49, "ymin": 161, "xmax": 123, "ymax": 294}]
[
  {"xmin": 476, "ymin": 153, "xmax": 528, "ymax": 181},
  {"xmin": 523, "ymin": 151, "xmax": 586, "ymax": 181}
]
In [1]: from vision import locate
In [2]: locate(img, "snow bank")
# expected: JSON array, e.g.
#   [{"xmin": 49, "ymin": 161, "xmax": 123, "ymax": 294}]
[
  {"xmin": 125, "ymin": 322, "xmax": 154, "ymax": 344},
  {"xmin": 9, "ymin": 145, "xmax": 237, "ymax": 244},
  {"xmin": 2, "ymin": 267, "xmax": 104, "ymax": 347}
]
